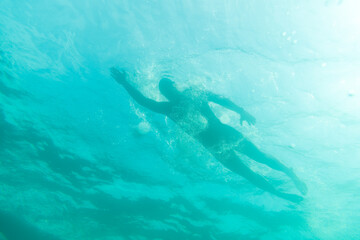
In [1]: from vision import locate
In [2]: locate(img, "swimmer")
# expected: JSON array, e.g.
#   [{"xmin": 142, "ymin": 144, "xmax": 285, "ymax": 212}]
[{"xmin": 111, "ymin": 68, "xmax": 307, "ymax": 203}]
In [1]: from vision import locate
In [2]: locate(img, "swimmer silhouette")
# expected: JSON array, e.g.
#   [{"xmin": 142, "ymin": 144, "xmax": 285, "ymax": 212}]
[{"xmin": 111, "ymin": 68, "xmax": 307, "ymax": 203}]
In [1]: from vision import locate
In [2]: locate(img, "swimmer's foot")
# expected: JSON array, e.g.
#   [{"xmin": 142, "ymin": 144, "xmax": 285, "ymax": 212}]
[
  {"xmin": 294, "ymin": 178, "xmax": 308, "ymax": 195},
  {"xmin": 288, "ymin": 169, "xmax": 308, "ymax": 195},
  {"xmin": 278, "ymin": 192, "xmax": 304, "ymax": 203}
]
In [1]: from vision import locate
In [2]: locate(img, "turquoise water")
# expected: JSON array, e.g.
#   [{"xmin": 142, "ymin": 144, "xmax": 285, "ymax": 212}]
[{"xmin": 1, "ymin": 0, "xmax": 360, "ymax": 239}]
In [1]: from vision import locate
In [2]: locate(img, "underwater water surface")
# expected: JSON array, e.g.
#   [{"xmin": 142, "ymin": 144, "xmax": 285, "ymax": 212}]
[{"xmin": 1, "ymin": 0, "xmax": 360, "ymax": 239}]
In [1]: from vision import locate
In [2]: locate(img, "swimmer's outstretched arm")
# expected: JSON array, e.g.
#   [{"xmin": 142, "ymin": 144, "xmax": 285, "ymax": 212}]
[
  {"xmin": 207, "ymin": 92, "xmax": 256, "ymax": 125},
  {"xmin": 111, "ymin": 67, "xmax": 170, "ymax": 114}
]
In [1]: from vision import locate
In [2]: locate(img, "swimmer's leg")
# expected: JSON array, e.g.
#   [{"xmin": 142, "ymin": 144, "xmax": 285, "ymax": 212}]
[
  {"xmin": 239, "ymin": 140, "xmax": 307, "ymax": 195},
  {"xmin": 218, "ymin": 150, "xmax": 303, "ymax": 203}
]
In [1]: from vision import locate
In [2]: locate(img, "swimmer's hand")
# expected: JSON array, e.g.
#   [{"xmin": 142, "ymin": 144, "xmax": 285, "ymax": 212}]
[
  {"xmin": 111, "ymin": 67, "xmax": 127, "ymax": 85},
  {"xmin": 240, "ymin": 111, "xmax": 256, "ymax": 125}
]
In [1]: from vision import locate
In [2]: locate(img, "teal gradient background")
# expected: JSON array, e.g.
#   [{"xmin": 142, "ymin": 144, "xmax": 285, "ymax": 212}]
[{"xmin": 1, "ymin": 1, "xmax": 360, "ymax": 239}]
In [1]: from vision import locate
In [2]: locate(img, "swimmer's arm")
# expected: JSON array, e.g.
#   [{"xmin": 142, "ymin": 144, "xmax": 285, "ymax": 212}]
[
  {"xmin": 207, "ymin": 93, "xmax": 256, "ymax": 125},
  {"xmin": 111, "ymin": 68, "xmax": 170, "ymax": 114}
]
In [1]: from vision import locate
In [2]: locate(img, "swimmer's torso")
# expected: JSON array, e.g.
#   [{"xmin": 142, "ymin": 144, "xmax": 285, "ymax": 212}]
[
  {"xmin": 167, "ymin": 89, "xmax": 242, "ymax": 147},
  {"xmin": 167, "ymin": 90, "xmax": 210, "ymax": 136}
]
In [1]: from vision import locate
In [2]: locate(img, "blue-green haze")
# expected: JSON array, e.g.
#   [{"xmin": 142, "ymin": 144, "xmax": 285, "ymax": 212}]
[{"xmin": 1, "ymin": 1, "xmax": 360, "ymax": 239}]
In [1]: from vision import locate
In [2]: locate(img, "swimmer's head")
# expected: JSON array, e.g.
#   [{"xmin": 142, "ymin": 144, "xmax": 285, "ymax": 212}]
[{"xmin": 159, "ymin": 78, "xmax": 180, "ymax": 100}]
